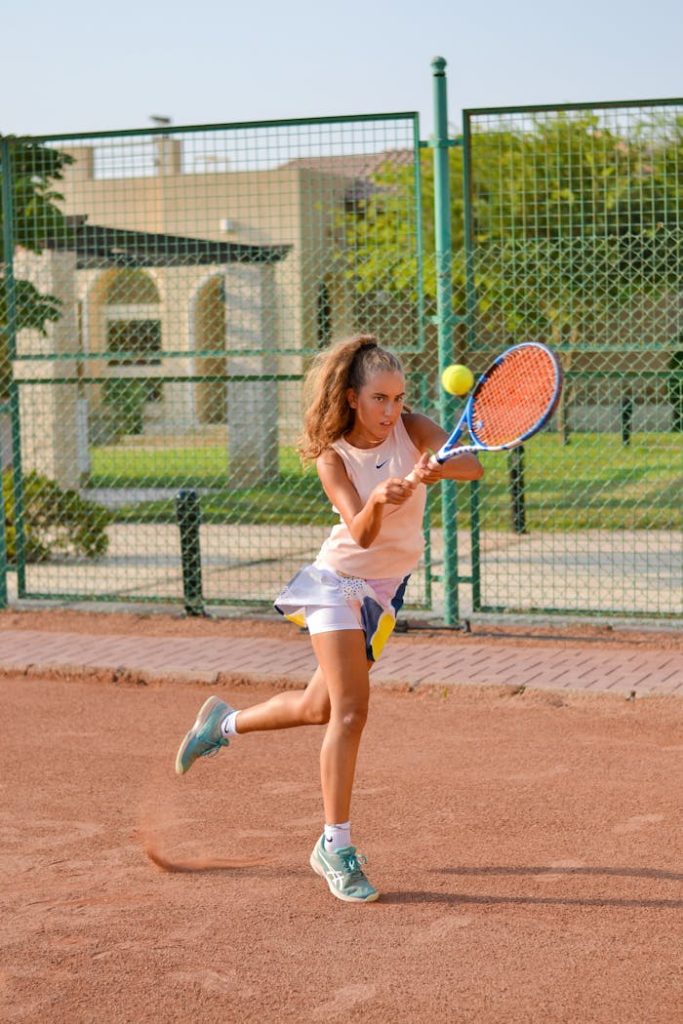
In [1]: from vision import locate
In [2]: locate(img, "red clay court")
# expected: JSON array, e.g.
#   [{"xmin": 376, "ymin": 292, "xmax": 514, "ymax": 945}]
[{"xmin": 1, "ymin": 610, "xmax": 682, "ymax": 1023}]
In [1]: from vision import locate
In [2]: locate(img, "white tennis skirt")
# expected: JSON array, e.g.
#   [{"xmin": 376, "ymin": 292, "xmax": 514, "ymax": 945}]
[{"xmin": 274, "ymin": 563, "xmax": 410, "ymax": 662}]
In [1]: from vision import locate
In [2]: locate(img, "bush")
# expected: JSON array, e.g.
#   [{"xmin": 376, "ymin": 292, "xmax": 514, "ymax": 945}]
[
  {"xmin": 3, "ymin": 470, "xmax": 111, "ymax": 563},
  {"xmin": 101, "ymin": 378, "xmax": 158, "ymax": 439}
]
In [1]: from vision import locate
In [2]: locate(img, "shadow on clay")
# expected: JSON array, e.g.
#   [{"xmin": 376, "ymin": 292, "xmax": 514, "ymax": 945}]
[
  {"xmin": 436, "ymin": 865, "xmax": 683, "ymax": 881},
  {"xmin": 381, "ymin": 891, "xmax": 683, "ymax": 908},
  {"xmin": 379, "ymin": 863, "xmax": 683, "ymax": 907}
]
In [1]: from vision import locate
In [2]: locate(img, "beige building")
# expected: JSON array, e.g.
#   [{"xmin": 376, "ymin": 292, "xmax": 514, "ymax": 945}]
[{"xmin": 15, "ymin": 139, "xmax": 414, "ymax": 487}]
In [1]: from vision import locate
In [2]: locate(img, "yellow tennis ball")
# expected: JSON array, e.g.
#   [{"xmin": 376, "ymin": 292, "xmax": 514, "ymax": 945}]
[{"xmin": 441, "ymin": 364, "xmax": 474, "ymax": 396}]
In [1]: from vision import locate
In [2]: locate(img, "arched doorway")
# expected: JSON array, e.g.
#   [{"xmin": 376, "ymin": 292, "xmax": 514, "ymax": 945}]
[{"xmin": 101, "ymin": 269, "xmax": 162, "ymax": 436}]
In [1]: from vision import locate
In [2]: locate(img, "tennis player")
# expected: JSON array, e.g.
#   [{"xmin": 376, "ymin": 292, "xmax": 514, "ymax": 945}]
[{"xmin": 175, "ymin": 334, "xmax": 483, "ymax": 902}]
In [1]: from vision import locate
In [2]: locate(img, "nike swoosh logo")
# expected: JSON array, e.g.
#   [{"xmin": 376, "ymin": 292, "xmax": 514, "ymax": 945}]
[{"xmin": 376, "ymin": 459, "xmax": 389, "ymax": 469}]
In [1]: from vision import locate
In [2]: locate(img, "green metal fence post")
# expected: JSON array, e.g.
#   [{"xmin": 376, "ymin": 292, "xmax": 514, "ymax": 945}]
[
  {"xmin": 431, "ymin": 56, "xmax": 459, "ymax": 624},
  {"xmin": 461, "ymin": 112, "xmax": 477, "ymax": 353},
  {"xmin": 621, "ymin": 387, "xmax": 633, "ymax": 446},
  {"xmin": 508, "ymin": 446, "xmax": 527, "ymax": 534},
  {"xmin": 175, "ymin": 488, "xmax": 205, "ymax": 616},
  {"xmin": 0, "ymin": 402, "xmax": 8, "ymax": 609},
  {"xmin": 0, "ymin": 500, "xmax": 7, "ymax": 609},
  {"xmin": 1, "ymin": 138, "xmax": 26, "ymax": 599},
  {"xmin": 418, "ymin": 374, "xmax": 433, "ymax": 610},
  {"xmin": 469, "ymin": 478, "xmax": 481, "ymax": 612},
  {"xmin": 460, "ymin": 109, "xmax": 482, "ymax": 612}
]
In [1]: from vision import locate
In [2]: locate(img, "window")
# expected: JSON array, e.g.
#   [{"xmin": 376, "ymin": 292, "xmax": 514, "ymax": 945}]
[{"xmin": 107, "ymin": 320, "xmax": 162, "ymax": 366}]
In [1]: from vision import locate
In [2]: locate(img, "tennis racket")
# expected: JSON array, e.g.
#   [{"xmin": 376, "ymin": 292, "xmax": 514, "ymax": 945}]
[{"xmin": 405, "ymin": 341, "xmax": 562, "ymax": 483}]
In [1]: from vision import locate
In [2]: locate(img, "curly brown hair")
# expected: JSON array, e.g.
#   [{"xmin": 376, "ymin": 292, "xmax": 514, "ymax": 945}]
[{"xmin": 298, "ymin": 334, "xmax": 404, "ymax": 460}]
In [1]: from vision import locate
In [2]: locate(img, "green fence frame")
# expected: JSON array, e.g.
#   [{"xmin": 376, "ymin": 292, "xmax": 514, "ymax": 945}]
[
  {"xmin": 461, "ymin": 95, "xmax": 683, "ymax": 618},
  {"xmin": 1, "ymin": 62, "xmax": 681, "ymax": 622},
  {"xmin": 2, "ymin": 101, "xmax": 445, "ymax": 613}
]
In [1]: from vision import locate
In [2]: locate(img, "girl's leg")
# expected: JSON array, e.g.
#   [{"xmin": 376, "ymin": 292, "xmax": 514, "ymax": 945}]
[
  {"xmin": 175, "ymin": 664, "xmax": 331, "ymax": 776},
  {"xmin": 310, "ymin": 629, "xmax": 370, "ymax": 826},
  {"xmin": 235, "ymin": 663, "xmax": 331, "ymax": 733},
  {"xmin": 177, "ymin": 625, "xmax": 371, "ymax": 825},
  {"xmin": 306, "ymin": 629, "xmax": 380, "ymax": 903},
  {"xmin": 237, "ymin": 628, "xmax": 370, "ymax": 823}
]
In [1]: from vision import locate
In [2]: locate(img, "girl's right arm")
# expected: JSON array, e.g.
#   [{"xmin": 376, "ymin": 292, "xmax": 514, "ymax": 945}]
[{"xmin": 316, "ymin": 450, "xmax": 414, "ymax": 549}]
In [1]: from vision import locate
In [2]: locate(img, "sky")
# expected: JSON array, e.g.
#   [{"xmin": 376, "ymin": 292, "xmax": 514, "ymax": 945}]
[{"xmin": 3, "ymin": 0, "xmax": 682, "ymax": 139}]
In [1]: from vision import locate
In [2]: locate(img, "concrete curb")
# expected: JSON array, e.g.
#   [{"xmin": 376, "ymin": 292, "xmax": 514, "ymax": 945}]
[{"xmin": 1, "ymin": 659, "xmax": 676, "ymax": 705}]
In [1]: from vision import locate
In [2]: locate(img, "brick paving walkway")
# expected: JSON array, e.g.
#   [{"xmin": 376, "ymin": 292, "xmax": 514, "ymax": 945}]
[{"xmin": 0, "ymin": 628, "xmax": 680, "ymax": 697}]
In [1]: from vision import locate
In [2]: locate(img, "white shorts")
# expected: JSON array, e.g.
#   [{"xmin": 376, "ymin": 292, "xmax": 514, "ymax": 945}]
[
  {"xmin": 274, "ymin": 564, "xmax": 410, "ymax": 662},
  {"xmin": 305, "ymin": 601, "xmax": 362, "ymax": 635}
]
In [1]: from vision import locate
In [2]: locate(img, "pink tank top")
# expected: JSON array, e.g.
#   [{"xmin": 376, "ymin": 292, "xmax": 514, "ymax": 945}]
[{"xmin": 316, "ymin": 415, "xmax": 426, "ymax": 579}]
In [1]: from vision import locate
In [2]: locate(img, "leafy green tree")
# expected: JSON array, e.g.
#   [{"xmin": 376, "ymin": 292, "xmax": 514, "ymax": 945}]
[
  {"xmin": 0, "ymin": 138, "xmax": 73, "ymax": 396},
  {"xmin": 470, "ymin": 113, "xmax": 683, "ymax": 344},
  {"xmin": 339, "ymin": 113, "xmax": 683, "ymax": 349},
  {"xmin": 341, "ymin": 145, "xmax": 465, "ymax": 313}
]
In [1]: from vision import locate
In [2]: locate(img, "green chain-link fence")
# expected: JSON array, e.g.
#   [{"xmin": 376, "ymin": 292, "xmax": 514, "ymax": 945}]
[
  {"xmin": 1, "ymin": 112, "xmax": 441, "ymax": 613},
  {"xmin": 1, "ymin": 64, "xmax": 681, "ymax": 621},
  {"xmin": 460, "ymin": 100, "xmax": 682, "ymax": 617}
]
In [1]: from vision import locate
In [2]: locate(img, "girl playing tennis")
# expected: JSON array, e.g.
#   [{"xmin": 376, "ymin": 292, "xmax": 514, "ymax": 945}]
[{"xmin": 175, "ymin": 334, "xmax": 483, "ymax": 903}]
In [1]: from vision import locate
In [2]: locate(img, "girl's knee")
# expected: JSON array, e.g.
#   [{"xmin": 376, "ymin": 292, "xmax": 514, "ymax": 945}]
[
  {"xmin": 300, "ymin": 694, "xmax": 330, "ymax": 725},
  {"xmin": 338, "ymin": 705, "xmax": 368, "ymax": 734},
  {"xmin": 306, "ymin": 703, "xmax": 331, "ymax": 726}
]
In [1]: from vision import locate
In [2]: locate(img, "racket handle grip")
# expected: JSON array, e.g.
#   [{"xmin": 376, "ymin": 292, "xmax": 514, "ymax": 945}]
[{"xmin": 404, "ymin": 456, "xmax": 439, "ymax": 486}]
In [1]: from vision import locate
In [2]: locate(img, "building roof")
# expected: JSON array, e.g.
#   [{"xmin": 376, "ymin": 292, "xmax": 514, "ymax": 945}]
[
  {"xmin": 282, "ymin": 150, "xmax": 414, "ymax": 206},
  {"xmin": 43, "ymin": 217, "xmax": 290, "ymax": 270},
  {"xmin": 281, "ymin": 150, "xmax": 414, "ymax": 178}
]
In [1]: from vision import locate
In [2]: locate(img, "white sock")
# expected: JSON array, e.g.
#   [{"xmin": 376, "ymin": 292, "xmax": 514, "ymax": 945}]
[
  {"xmin": 324, "ymin": 821, "xmax": 351, "ymax": 852},
  {"xmin": 220, "ymin": 710, "xmax": 241, "ymax": 738}
]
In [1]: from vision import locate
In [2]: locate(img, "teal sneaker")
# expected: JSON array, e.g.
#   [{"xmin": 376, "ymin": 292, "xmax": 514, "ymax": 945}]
[
  {"xmin": 309, "ymin": 834, "xmax": 379, "ymax": 903},
  {"xmin": 175, "ymin": 696, "xmax": 234, "ymax": 775}
]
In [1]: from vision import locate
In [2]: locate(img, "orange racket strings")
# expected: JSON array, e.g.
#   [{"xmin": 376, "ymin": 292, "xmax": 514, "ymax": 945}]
[{"xmin": 471, "ymin": 347, "xmax": 558, "ymax": 447}]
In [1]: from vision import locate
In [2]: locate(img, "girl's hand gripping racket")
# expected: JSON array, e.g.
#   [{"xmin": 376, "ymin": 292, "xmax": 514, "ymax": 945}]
[{"xmin": 405, "ymin": 342, "xmax": 562, "ymax": 484}]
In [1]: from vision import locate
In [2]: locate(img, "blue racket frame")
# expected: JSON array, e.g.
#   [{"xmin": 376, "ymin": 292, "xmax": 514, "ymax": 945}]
[{"xmin": 435, "ymin": 342, "xmax": 563, "ymax": 463}]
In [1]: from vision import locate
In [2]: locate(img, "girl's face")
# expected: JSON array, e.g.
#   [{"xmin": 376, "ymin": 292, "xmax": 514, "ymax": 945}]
[{"xmin": 347, "ymin": 370, "xmax": 406, "ymax": 445}]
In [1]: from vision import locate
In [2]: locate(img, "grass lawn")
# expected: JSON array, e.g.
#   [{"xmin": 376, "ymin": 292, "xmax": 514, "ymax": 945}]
[
  {"xmin": 89, "ymin": 444, "xmax": 313, "ymax": 487},
  {"xmin": 87, "ymin": 433, "xmax": 682, "ymax": 531},
  {"xmin": 475, "ymin": 432, "xmax": 682, "ymax": 530}
]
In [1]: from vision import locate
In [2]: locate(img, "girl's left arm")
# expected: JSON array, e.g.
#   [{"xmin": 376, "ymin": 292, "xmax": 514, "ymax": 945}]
[{"xmin": 403, "ymin": 412, "xmax": 484, "ymax": 483}]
